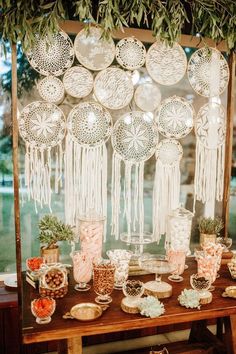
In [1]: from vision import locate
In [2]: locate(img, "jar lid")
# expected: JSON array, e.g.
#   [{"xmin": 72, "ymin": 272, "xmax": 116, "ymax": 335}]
[{"xmin": 169, "ymin": 206, "xmax": 194, "ymax": 219}]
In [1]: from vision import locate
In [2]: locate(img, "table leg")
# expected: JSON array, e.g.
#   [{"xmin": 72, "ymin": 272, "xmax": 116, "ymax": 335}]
[
  {"xmin": 224, "ymin": 315, "xmax": 236, "ymax": 354},
  {"xmin": 67, "ymin": 336, "xmax": 82, "ymax": 354}
]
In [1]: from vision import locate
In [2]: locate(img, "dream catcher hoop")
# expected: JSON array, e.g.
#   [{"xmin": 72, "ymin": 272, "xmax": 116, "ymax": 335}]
[
  {"xmin": 26, "ymin": 30, "xmax": 74, "ymax": 76},
  {"xmin": 94, "ymin": 67, "xmax": 134, "ymax": 110},
  {"xmin": 111, "ymin": 111, "xmax": 158, "ymax": 241},
  {"xmin": 74, "ymin": 27, "xmax": 115, "ymax": 71},
  {"xmin": 153, "ymin": 139, "xmax": 183, "ymax": 245},
  {"xmin": 116, "ymin": 37, "xmax": 146, "ymax": 70},
  {"xmin": 18, "ymin": 101, "xmax": 66, "ymax": 210},
  {"xmin": 134, "ymin": 83, "xmax": 161, "ymax": 112},
  {"xmin": 37, "ymin": 76, "xmax": 65, "ymax": 104},
  {"xmin": 187, "ymin": 47, "xmax": 229, "ymax": 97},
  {"xmin": 194, "ymin": 102, "xmax": 226, "ymax": 204},
  {"xmin": 63, "ymin": 66, "xmax": 93, "ymax": 98},
  {"xmin": 146, "ymin": 41, "xmax": 187, "ymax": 86},
  {"xmin": 157, "ymin": 96, "xmax": 195, "ymax": 139},
  {"xmin": 65, "ymin": 101, "xmax": 112, "ymax": 235}
]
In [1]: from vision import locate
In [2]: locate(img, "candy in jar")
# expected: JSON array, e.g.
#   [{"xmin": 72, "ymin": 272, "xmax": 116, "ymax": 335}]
[{"xmin": 72, "ymin": 250, "xmax": 92, "ymax": 291}]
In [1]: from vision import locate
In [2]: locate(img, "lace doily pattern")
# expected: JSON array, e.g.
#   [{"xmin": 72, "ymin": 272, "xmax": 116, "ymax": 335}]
[
  {"xmin": 146, "ymin": 41, "xmax": 187, "ymax": 86},
  {"xmin": 37, "ymin": 76, "xmax": 65, "ymax": 103},
  {"xmin": 195, "ymin": 102, "xmax": 226, "ymax": 149},
  {"xmin": 94, "ymin": 68, "xmax": 134, "ymax": 110},
  {"xmin": 18, "ymin": 101, "xmax": 66, "ymax": 148},
  {"xmin": 134, "ymin": 83, "xmax": 161, "ymax": 112},
  {"xmin": 26, "ymin": 31, "xmax": 74, "ymax": 76},
  {"xmin": 116, "ymin": 37, "xmax": 146, "ymax": 70},
  {"xmin": 63, "ymin": 66, "xmax": 93, "ymax": 98},
  {"xmin": 74, "ymin": 27, "xmax": 115, "ymax": 71},
  {"xmin": 112, "ymin": 111, "xmax": 158, "ymax": 163},
  {"xmin": 67, "ymin": 101, "xmax": 112, "ymax": 147},
  {"xmin": 156, "ymin": 139, "xmax": 183, "ymax": 166},
  {"xmin": 157, "ymin": 96, "xmax": 195, "ymax": 139},
  {"xmin": 187, "ymin": 47, "xmax": 229, "ymax": 97}
]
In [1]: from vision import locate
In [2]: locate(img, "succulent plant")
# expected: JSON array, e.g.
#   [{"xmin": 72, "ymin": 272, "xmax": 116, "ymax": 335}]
[
  {"xmin": 138, "ymin": 296, "xmax": 165, "ymax": 318},
  {"xmin": 178, "ymin": 289, "xmax": 200, "ymax": 309}
]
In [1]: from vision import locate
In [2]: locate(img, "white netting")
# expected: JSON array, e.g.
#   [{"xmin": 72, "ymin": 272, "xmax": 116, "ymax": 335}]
[
  {"xmin": 134, "ymin": 83, "xmax": 161, "ymax": 112},
  {"xmin": 67, "ymin": 101, "xmax": 112, "ymax": 147},
  {"xmin": 74, "ymin": 27, "xmax": 115, "ymax": 71},
  {"xmin": 94, "ymin": 68, "xmax": 134, "ymax": 110},
  {"xmin": 115, "ymin": 37, "xmax": 146, "ymax": 70},
  {"xmin": 146, "ymin": 41, "xmax": 187, "ymax": 86},
  {"xmin": 26, "ymin": 31, "xmax": 74, "ymax": 76},
  {"xmin": 37, "ymin": 76, "xmax": 65, "ymax": 104},
  {"xmin": 187, "ymin": 47, "xmax": 229, "ymax": 97},
  {"xmin": 195, "ymin": 102, "xmax": 226, "ymax": 149},
  {"xmin": 18, "ymin": 101, "xmax": 66, "ymax": 148},
  {"xmin": 112, "ymin": 111, "xmax": 159, "ymax": 163},
  {"xmin": 63, "ymin": 66, "xmax": 94, "ymax": 98},
  {"xmin": 157, "ymin": 96, "xmax": 195, "ymax": 139},
  {"xmin": 153, "ymin": 139, "xmax": 183, "ymax": 244}
]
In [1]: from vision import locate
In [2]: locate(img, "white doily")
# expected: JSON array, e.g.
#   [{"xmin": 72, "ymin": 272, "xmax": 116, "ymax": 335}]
[
  {"xmin": 156, "ymin": 139, "xmax": 183, "ymax": 166},
  {"xmin": 94, "ymin": 68, "xmax": 134, "ymax": 110},
  {"xmin": 67, "ymin": 101, "xmax": 112, "ymax": 147},
  {"xmin": 37, "ymin": 76, "xmax": 65, "ymax": 104},
  {"xmin": 134, "ymin": 83, "xmax": 161, "ymax": 112},
  {"xmin": 146, "ymin": 41, "xmax": 187, "ymax": 86},
  {"xmin": 26, "ymin": 31, "xmax": 74, "ymax": 76},
  {"xmin": 195, "ymin": 102, "xmax": 226, "ymax": 149},
  {"xmin": 187, "ymin": 47, "xmax": 229, "ymax": 97},
  {"xmin": 115, "ymin": 37, "xmax": 146, "ymax": 70},
  {"xmin": 112, "ymin": 111, "xmax": 158, "ymax": 163},
  {"xmin": 157, "ymin": 96, "xmax": 195, "ymax": 139},
  {"xmin": 19, "ymin": 101, "xmax": 66, "ymax": 148},
  {"xmin": 74, "ymin": 27, "xmax": 115, "ymax": 71},
  {"xmin": 63, "ymin": 66, "xmax": 94, "ymax": 98}
]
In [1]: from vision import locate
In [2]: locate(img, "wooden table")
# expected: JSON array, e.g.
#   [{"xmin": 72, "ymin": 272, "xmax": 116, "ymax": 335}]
[{"xmin": 22, "ymin": 259, "xmax": 236, "ymax": 354}]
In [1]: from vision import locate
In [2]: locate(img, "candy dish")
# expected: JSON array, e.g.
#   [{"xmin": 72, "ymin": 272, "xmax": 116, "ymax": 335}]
[
  {"xmin": 31, "ymin": 297, "xmax": 56, "ymax": 324},
  {"xmin": 26, "ymin": 257, "xmax": 44, "ymax": 272},
  {"xmin": 63, "ymin": 303, "xmax": 109, "ymax": 321},
  {"xmin": 222, "ymin": 286, "xmax": 236, "ymax": 299},
  {"xmin": 121, "ymin": 280, "xmax": 144, "ymax": 314}
]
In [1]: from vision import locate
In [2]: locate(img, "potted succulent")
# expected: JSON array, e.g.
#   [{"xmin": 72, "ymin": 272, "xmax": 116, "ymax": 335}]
[
  {"xmin": 39, "ymin": 215, "xmax": 74, "ymax": 263},
  {"xmin": 198, "ymin": 216, "xmax": 224, "ymax": 248}
]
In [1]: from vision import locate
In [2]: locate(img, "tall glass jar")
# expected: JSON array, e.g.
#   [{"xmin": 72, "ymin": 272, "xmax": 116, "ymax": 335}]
[
  {"xmin": 166, "ymin": 207, "xmax": 194, "ymax": 255},
  {"xmin": 79, "ymin": 215, "xmax": 105, "ymax": 262}
]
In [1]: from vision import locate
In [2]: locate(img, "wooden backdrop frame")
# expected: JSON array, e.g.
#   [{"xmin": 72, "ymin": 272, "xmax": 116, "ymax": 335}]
[{"xmin": 11, "ymin": 20, "xmax": 235, "ymax": 348}]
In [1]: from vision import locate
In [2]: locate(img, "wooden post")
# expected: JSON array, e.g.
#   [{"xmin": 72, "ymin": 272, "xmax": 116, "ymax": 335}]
[
  {"xmin": 11, "ymin": 43, "xmax": 23, "ymax": 352},
  {"xmin": 223, "ymin": 52, "xmax": 235, "ymax": 237}
]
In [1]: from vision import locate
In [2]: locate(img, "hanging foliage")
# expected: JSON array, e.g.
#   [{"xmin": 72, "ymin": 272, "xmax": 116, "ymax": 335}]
[{"xmin": 0, "ymin": 0, "xmax": 235, "ymax": 51}]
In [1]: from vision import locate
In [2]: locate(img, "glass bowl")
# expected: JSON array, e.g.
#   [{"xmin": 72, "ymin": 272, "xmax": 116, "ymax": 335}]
[
  {"xmin": 122, "ymin": 280, "xmax": 144, "ymax": 299},
  {"xmin": 31, "ymin": 297, "xmax": 56, "ymax": 324},
  {"xmin": 26, "ymin": 257, "xmax": 44, "ymax": 272},
  {"xmin": 190, "ymin": 274, "xmax": 211, "ymax": 296}
]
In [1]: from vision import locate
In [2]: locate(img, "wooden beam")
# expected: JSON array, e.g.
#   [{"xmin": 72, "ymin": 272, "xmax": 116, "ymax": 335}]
[
  {"xmin": 59, "ymin": 20, "xmax": 228, "ymax": 51},
  {"xmin": 11, "ymin": 44, "xmax": 23, "ymax": 351},
  {"xmin": 223, "ymin": 52, "xmax": 235, "ymax": 238}
]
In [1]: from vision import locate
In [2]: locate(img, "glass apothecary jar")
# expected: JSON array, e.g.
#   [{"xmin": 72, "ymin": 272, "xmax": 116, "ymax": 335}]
[
  {"xmin": 166, "ymin": 207, "xmax": 194, "ymax": 255},
  {"xmin": 39, "ymin": 263, "xmax": 68, "ymax": 299}
]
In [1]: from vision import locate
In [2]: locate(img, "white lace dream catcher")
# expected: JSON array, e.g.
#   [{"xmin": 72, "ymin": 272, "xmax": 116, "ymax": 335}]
[
  {"xmin": 111, "ymin": 111, "xmax": 159, "ymax": 241},
  {"xmin": 116, "ymin": 37, "xmax": 146, "ymax": 70},
  {"xmin": 65, "ymin": 101, "xmax": 112, "ymax": 236},
  {"xmin": 153, "ymin": 139, "xmax": 183, "ymax": 245},
  {"xmin": 134, "ymin": 83, "xmax": 161, "ymax": 112},
  {"xmin": 19, "ymin": 101, "xmax": 66, "ymax": 211},
  {"xmin": 63, "ymin": 66, "xmax": 93, "ymax": 98},
  {"xmin": 37, "ymin": 76, "xmax": 65, "ymax": 104}
]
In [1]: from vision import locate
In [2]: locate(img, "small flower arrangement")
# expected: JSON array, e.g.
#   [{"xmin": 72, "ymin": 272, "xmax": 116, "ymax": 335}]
[
  {"xmin": 138, "ymin": 296, "xmax": 165, "ymax": 318},
  {"xmin": 178, "ymin": 289, "xmax": 200, "ymax": 309}
]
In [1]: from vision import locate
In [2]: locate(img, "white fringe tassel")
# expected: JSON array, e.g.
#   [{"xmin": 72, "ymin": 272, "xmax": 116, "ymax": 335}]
[
  {"xmin": 64, "ymin": 137, "xmax": 107, "ymax": 240},
  {"xmin": 153, "ymin": 159, "xmax": 180, "ymax": 246},
  {"xmin": 24, "ymin": 142, "xmax": 63, "ymax": 212}
]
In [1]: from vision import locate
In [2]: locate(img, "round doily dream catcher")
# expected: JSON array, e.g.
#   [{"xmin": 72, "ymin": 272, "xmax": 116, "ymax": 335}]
[
  {"xmin": 74, "ymin": 27, "xmax": 115, "ymax": 71},
  {"xmin": 188, "ymin": 47, "xmax": 229, "ymax": 97},
  {"xmin": 63, "ymin": 66, "xmax": 93, "ymax": 98},
  {"xmin": 157, "ymin": 96, "xmax": 195, "ymax": 139},
  {"xmin": 65, "ymin": 102, "xmax": 112, "ymax": 235},
  {"xmin": 111, "ymin": 111, "xmax": 158, "ymax": 241},
  {"xmin": 37, "ymin": 76, "xmax": 65, "ymax": 104},
  {"xmin": 116, "ymin": 37, "xmax": 146, "ymax": 70},
  {"xmin": 146, "ymin": 41, "xmax": 187, "ymax": 86},
  {"xmin": 153, "ymin": 139, "xmax": 183, "ymax": 244},
  {"xmin": 134, "ymin": 83, "xmax": 161, "ymax": 112},
  {"xmin": 26, "ymin": 31, "xmax": 74, "ymax": 76},
  {"xmin": 94, "ymin": 67, "xmax": 134, "ymax": 110},
  {"xmin": 19, "ymin": 101, "xmax": 66, "ymax": 210}
]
